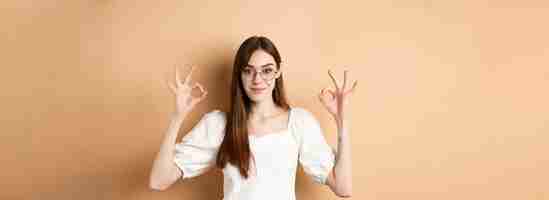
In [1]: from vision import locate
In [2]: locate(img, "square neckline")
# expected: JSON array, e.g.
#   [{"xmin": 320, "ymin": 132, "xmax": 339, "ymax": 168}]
[{"xmin": 248, "ymin": 107, "xmax": 293, "ymax": 140}]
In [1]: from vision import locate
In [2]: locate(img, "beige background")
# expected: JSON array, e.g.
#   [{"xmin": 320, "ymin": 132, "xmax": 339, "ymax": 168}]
[{"xmin": 2, "ymin": 0, "xmax": 548, "ymax": 199}]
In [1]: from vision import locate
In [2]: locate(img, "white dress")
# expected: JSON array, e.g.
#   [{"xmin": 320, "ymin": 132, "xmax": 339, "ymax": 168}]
[{"xmin": 173, "ymin": 107, "xmax": 335, "ymax": 200}]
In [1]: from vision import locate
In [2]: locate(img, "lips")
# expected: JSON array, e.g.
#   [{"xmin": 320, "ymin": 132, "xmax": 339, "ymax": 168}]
[{"xmin": 251, "ymin": 87, "xmax": 266, "ymax": 93}]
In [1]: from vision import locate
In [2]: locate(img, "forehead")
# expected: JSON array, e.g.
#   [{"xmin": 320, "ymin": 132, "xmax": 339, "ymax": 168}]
[{"xmin": 247, "ymin": 49, "xmax": 275, "ymax": 68}]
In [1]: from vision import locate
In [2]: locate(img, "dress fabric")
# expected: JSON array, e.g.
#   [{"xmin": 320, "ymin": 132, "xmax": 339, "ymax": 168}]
[{"xmin": 173, "ymin": 107, "xmax": 335, "ymax": 200}]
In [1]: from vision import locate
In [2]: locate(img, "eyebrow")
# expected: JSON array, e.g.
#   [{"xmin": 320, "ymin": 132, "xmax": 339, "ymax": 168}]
[{"xmin": 245, "ymin": 63, "xmax": 274, "ymax": 68}]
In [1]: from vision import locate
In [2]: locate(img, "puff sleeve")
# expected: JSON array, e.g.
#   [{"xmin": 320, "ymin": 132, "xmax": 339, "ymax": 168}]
[
  {"xmin": 173, "ymin": 110, "xmax": 225, "ymax": 179},
  {"xmin": 295, "ymin": 108, "xmax": 336, "ymax": 185}
]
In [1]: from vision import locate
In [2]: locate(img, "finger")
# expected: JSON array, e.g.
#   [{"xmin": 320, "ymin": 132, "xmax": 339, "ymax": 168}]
[
  {"xmin": 328, "ymin": 69, "xmax": 339, "ymax": 90},
  {"xmin": 200, "ymin": 90, "xmax": 208, "ymax": 101},
  {"xmin": 193, "ymin": 83, "xmax": 208, "ymax": 104},
  {"xmin": 165, "ymin": 77, "xmax": 176, "ymax": 95},
  {"xmin": 175, "ymin": 64, "xmax": 183, "ymax": 86},
  {"xmin": 318, "ymin": 88, "xmax": 327, "ymax": 102},
  {"xmin": 343, "ymin": 69, "xmax": 348, "ymax": 91},
  {"xmin": 192, "ymin": 82, "xmax": 204, "ymax": 93},
  {"xmin": 184, "ymin": 65, "xmax": 195, "ymax": 85},
  {"xmin": 346, "ymin": 80, "xmax": 358, "ymax": 94},
  {"xmin": 320, "ymin": 87, "xmax": 335, "ymax": 100},
  {"xmin": 318, "ymin": 92, "xmax": 324, "ymax": 103},
  {"xmin": 319, "ymin": 89, "xmax": 334, "ymax": 106},
  {"xmin": 323, "ymin": 86, "xmax": 336, "ymax": 97},
  {"xmin": 192, "ymin": 92, "xmax": 207, "ymax": 105},
  {"xmin": 194, "ymin": 82, "xmax": 208, "ymax": 98}
]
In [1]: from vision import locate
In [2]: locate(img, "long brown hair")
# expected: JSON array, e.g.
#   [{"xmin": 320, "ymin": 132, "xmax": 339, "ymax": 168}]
[{"xmin": 215, "ymin": 36, "xmax": 290, "ymax": 178}]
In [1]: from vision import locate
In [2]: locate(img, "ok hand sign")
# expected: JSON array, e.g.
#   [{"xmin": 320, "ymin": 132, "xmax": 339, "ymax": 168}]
[
  {"xmin": 318, "ymin": 69, "xmax": 357, "ymax": 121},
  {"xmin": 166, "ymin": 65, "xmax": 208, "ymax": 115}
]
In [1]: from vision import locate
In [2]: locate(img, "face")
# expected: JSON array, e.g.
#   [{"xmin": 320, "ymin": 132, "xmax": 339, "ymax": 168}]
[{"xmin": 241, "ymin": 49, "xmax": 281, "ymax": 103}]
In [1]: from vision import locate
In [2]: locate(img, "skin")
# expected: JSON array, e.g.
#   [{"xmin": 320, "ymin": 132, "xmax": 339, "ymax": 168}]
[
  {"xmin": 320, "ymin": 69, "xmax": 356, "ymax": 198},
  {"xmin": 150, "ymin": 49, "xmax": 356, "ymax": 198},
  {"xmin": 149, "ymin": 65, "xmax": 208, "ymax": 191},
  {"xmin": 241, "ymin": 49, "xmax": 287, "ymax": 131}
]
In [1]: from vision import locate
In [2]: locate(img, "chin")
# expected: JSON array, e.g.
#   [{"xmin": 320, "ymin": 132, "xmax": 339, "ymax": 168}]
[
  {"xmin": 249, "ymin": 95, "xmax": 267, "ymax": 103},
  {"xmin": 247, "ymin": 91, "xmax": 271, "ymax": 103}
]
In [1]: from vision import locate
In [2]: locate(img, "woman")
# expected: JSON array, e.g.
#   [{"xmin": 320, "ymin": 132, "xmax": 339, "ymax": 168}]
[{"xmin": 150, "ymin": 36, "xmax": 356, "ymax": 199}]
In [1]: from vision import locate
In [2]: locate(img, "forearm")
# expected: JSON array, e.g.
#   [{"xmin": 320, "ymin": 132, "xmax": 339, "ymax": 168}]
[
  {"xmin": 149, "ymin": 112, "xmax": 188, "ymax": 190},
  {"xmin": 333, "ymin": 118, "xmax": 353, "ymax": 196}
]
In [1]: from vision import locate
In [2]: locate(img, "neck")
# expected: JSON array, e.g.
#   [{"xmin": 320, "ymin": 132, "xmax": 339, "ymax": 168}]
[{"xmin": 250, "ymin": 99, "xmax": 280, "ymax": 119}]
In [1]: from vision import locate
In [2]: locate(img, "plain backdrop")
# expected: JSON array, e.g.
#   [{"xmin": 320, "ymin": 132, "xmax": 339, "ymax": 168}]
[{"xmin": 2, "ymin": 0, "xmax": 548, "ymax": 199}]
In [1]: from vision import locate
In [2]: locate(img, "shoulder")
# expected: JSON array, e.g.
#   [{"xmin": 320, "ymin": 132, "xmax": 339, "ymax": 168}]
[
  {"xmin": 204, "ymin": 109, "xmax": 226, "ymax": 121},
  {"xmin": 197, "ymin": 109, "xmax": 227, "ymax": 143},
  {"xmin": 289, "ymin": 107, "xmax": 324, "ymax": 141},
  {"xmin": 291, "ymin": 107, "xmax": 320, "ymax": 125},
  {"xmin": 202, "ymin": 109, "xmax": 227, "ymax": 128},
  {"xmin": 291, "ymin": 107, "xmax": 316, "ymax": 119}
]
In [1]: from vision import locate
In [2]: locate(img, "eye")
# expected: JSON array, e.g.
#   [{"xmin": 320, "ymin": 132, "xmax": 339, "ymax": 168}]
[
  {"xmin": 263, "ymin": 68, "xmax": 274, "ymax": 74},
  {"xmin": 242, "ymin": 68, "xmax": 252, "ymax": 75}
]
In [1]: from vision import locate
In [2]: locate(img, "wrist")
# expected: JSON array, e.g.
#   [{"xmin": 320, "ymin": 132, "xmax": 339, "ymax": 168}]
[{"xmin": 171, "ymin": 111, "xmax": 188, "ymax": 121}]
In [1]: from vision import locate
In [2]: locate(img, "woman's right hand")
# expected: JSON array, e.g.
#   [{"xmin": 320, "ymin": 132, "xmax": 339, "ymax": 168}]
[{"xmin": 166, "ymin": 65, "xmax": 208, "ymax": 116}]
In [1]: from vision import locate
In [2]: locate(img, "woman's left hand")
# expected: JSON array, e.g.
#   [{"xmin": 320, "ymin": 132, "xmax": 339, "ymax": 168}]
[{"xmin": 318, "ymin": 69, "xmax": 357, "ymax": 121}]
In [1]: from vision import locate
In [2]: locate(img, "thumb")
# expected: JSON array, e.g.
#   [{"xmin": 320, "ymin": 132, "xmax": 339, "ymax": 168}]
[
  {"xmin": 318, "ymin": 88, "xmax": 330, "ymax": 104},
  {"xmin": 191, "ymin": 88, "xmax": 208, "ymax": 106}
]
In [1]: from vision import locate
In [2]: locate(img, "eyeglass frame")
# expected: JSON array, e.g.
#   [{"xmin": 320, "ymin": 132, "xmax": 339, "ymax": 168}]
[{"xmin": 240, "ymin": 64, "xmax": 281, "ymax": 82}]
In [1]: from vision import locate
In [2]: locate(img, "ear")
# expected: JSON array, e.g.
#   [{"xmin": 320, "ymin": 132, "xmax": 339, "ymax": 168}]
[
  {"xmin": 275, "ymin": 70, "xmax": 282, "ymax": 79},
  {"xmin": 274, "ymin": 62, "xmax": 284, "ymax": 80}
]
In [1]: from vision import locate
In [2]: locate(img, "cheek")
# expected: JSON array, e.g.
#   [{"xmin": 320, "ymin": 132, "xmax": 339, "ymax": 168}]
[
  {"xmin": 267, "ymin": 80, "xmax": 277, "ymax": 91},
  {"xmin": 241, "ymin": 77, "xmax": 250, "ymax": 88}
]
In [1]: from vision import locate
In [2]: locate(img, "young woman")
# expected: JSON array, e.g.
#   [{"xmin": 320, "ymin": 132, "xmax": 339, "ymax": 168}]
[{"xmin": 150, "ymin": 36, "xmax": 356, "ymax": 199}]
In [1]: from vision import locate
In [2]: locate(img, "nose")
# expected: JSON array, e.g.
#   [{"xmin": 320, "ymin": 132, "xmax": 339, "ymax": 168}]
[{"xmin": 252, "ymin": 72, "xmax": 263, "ymax": 84}]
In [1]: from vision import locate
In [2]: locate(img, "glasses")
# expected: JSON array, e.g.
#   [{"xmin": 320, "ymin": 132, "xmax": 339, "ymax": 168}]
[{"xmin": 241, "ymin": 67, "xmax": 279, "ymax": 81}]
